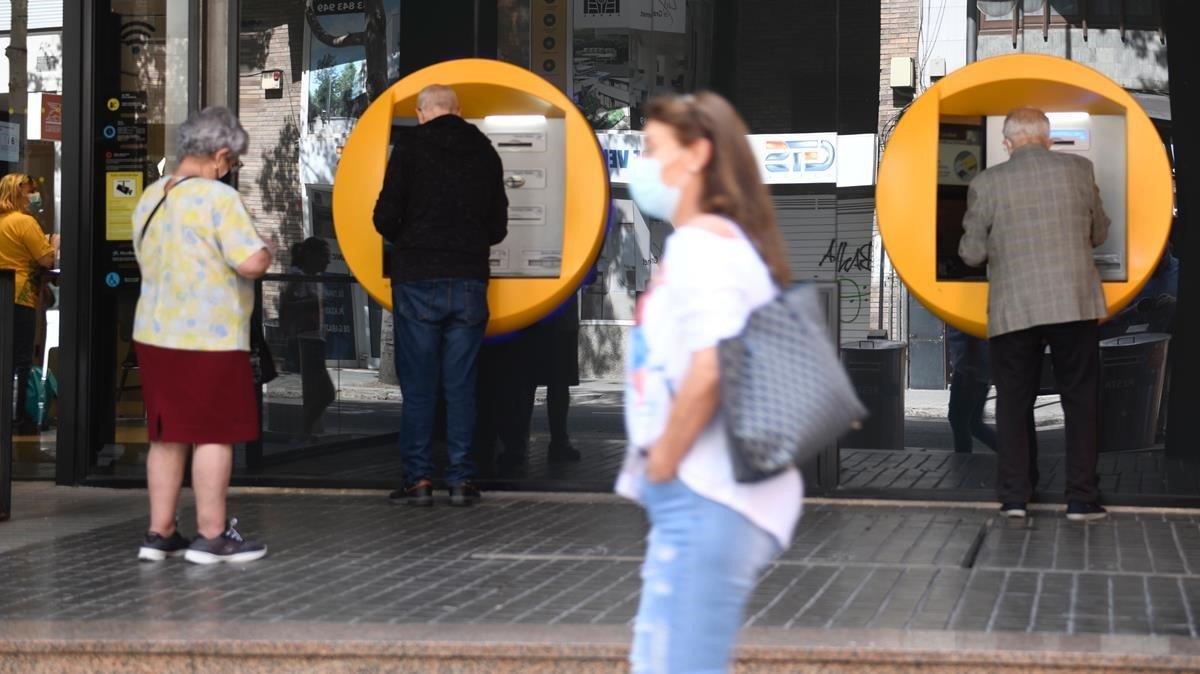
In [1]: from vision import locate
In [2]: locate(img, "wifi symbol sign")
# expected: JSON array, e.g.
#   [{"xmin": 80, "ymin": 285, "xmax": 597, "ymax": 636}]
[{"xmin": 121, "ymin": 21, "xmax": 156, "ymax": 54}]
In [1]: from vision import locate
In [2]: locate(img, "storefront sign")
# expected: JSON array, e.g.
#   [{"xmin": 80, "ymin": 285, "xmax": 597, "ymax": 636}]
[
  {"xmin": 599, "ymin": 131, "xmax": 845, "ymax": 186},
  {"xmin": 312, "ymin": 1, "xmax": 366, "ymax": 15},
  {"xmin": 105, "ymin": 172, "xmax": 143, "ymax": 241},
  {"xmin": 0, "ymin": 122, "xmax": 20, "ymax": 163},
  {"xmin": 748, "ymin": 133, "xmax": 839, "ymax": 185},
  {"xmin": 596, "ymin": 130, "xmax": 645, "ymax": 184},
  {"xmin": 41, "ymin": 94, "xmax": 63, "ymax": 141},
  {"xmin": 575, "ymin": 0, "xmax": 688, "ymax": 34},
  {"xmin": 322, "ymin": 282, "xmax": 357, "ymax": 360}
]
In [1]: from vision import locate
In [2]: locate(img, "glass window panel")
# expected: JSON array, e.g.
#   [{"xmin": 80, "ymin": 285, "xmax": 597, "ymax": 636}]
[{"xmin": 4, "ymin": 0, "xmax": 64, "ymax": 477}]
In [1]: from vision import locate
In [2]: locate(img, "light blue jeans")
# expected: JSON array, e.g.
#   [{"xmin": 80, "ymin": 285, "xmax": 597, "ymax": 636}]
[{"xmin": 631, "ymin": 477, "xmax": 781, "ymax": 674}]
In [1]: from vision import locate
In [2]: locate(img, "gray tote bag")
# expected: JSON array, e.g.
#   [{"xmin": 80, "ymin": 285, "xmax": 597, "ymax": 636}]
[{"xmin": 718, "ymin": 284, "xmax": 867, "ymax": 483}]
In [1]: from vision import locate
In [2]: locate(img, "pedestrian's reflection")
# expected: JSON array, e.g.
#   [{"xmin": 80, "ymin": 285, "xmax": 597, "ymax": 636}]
[
  {"xmin": 279, "ymin": 237, "xmax": 335, "ymax": 439},
  {"xmin": 526, "ymin": 294, "xmax": 581, "ymax": 463},
  {"xmin": 473, "ymin": 330, "xmax": 534, "ymax": 476},
  {"xmin": 472, "ymin": 295, "xmax": 583, "ymax": 478}
]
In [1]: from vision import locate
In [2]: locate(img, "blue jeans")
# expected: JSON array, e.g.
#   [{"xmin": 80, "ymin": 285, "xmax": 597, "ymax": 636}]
[
  {"xmin": 632, "ymin": 478, "xmax": 781, "ymax": 674},
  {"xmin": 392, "ymin": 278, "xmax": 488, "ymax": 486}
]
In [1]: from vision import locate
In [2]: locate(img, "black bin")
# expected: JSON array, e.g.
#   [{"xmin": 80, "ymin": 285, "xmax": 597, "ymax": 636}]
[
  {"xmin": 1099, "ymin": 333, "xmax": 1170, "ymax": 452},
  {"xmin": 841, "ymin": 340, "xmax": 906, "ymax": 450}
]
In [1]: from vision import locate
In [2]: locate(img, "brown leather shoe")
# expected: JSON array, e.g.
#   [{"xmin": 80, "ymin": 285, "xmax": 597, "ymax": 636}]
[{"xmin": 390, "ymin": 479, "xmax": 434, "ymax": 507}]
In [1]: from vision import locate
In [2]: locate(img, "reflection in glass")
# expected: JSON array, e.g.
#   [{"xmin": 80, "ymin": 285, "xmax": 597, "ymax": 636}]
[
  {"xmin": 254, "ymin": 275, "xmax": 399, "ymax": 480},
  {"xmin": 304, "ymin": 0, "xmax": 401, "ymax": 128},
  {"xmin": 497, "ymin": 0, "xmax": 532, "ymax": 68}
]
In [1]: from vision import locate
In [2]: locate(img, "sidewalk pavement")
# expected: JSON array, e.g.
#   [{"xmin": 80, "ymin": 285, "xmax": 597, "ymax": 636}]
[
  {"xmin": 1, "ymin": 483, "xmax": 1195, "ymax": 672},
  {"xmin": 271, "ymin": 370, "xmax": 1067, "ymax": 425}
]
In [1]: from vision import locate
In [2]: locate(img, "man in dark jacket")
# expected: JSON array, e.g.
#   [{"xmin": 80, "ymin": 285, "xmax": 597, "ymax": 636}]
[{"xmin": 374, "ymin": 84, "xmax": 508, "ymax": 507}]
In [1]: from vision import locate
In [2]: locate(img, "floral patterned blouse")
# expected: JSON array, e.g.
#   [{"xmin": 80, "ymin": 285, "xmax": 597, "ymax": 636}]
[{"xmin": 132, "ymin": 177, "xmax": 266, "ymax": 352}]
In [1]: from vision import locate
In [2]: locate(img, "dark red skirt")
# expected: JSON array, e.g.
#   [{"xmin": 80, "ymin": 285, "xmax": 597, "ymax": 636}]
[{"xmin": 135, "ymin": 342, "xmax": 259, "ymax": 444}]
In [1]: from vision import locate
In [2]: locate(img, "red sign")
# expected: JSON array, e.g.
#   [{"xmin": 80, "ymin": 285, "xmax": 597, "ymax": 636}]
[{"xmin": 41, "ymin": 94, "xmax": 63, "ymax": 142}]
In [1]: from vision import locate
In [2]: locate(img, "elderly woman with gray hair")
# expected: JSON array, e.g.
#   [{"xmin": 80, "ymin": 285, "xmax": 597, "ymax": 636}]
[{"xmin": 132, "ymin": 107, "xmax": 272, "ymax": 564}]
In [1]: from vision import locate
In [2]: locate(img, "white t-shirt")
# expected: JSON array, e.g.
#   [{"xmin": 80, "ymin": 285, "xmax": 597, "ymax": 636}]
[{"xmin": 616, "ymin": 219, "xmax": 803, "ymax": 549}]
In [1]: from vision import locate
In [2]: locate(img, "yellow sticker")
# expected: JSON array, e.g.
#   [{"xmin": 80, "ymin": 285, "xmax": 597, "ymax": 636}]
[
  {"xmin": 106, "ymin": 98, "xmax": 120, "ymax": 112},
  {"xmin": 105, "ymin": 172, "xmax": 143, "ymax": 241}
]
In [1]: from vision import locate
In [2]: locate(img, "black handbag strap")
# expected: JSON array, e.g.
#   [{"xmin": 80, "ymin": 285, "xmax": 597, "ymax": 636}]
[{"xmin": 137, "ymin": 176, "xmax": 195, "ymax": 245}]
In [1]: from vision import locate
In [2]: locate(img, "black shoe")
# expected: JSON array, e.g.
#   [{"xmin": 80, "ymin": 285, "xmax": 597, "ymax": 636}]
[
  {"xmin": 137, "ymin": 530, "xmax": 191, "ymax": 562},
  {"xmin": 547, "ymin": 443, "xmax": 582, "ymax": 463},
  {"xmin": 999, "ymin": 502, "xmax": 1027, "ymax": 518},
  {"xmin": 1066, "ymin": 501, "xmax": 1107, "ymax": 522},
  {"xmin": 449, "ymin": 482, "xmax": 482, "ymax": 507},
  {"xmin": 390, "ymin": 479, "xmax": 434, "ymax": 507},
  {"xmin": 183, "ymin": 518, "xmax": 268, "ymax": 565}
]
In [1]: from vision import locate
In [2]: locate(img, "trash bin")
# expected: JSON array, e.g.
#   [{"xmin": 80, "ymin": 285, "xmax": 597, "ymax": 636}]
[
  {"xmin": 841, "ymin": 340, "xmax": 906, "ymax": 450},
  {"xmin": 1099, "ymin": 333, "xmax": 1170, "ymax": 452}
]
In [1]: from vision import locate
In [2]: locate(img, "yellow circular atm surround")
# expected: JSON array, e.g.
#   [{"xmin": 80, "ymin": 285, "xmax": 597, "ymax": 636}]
[
  {"xmin": 333, "ymin": 59, "xmax": 610, "ymax": 335},
  {"xmin": 877, "ymin": 54, "xmax": 1173, "ymax": 338}
]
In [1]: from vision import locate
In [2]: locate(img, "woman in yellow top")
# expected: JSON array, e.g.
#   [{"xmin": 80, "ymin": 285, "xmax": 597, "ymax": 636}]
[
  {"xmin": 0, "ymin": 174, "xmax": 59, "ymax": 435},
  {"xmin": 131, "ymin": 107, "xmax": 272, "ymax": 565}
]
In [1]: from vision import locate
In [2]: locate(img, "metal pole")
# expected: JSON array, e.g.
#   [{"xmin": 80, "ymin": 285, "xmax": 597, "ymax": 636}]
[
  {"xmin": 966, "ymin": 1, "xmax": 978, "ymax": 64},
  {"xmin": 1, "ymin": 271, "xmax": 15, "ymax": 521}
]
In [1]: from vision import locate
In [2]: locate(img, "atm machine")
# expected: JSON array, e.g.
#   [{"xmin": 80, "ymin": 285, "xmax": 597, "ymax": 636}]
[
  {"xmin": 985, "ymin": 112, "xmax": 1127, "ymax": 281},
  {"xmin": 474, "ymin": 115, "xmax": 567, "ymax": 278},
  {"xmin": 934, "ymin": 112, "xmax": 1128, "ymax": 283},
  {"xmin": 383, "ymin": 114, "xmax": 567, "ymax": 281}
]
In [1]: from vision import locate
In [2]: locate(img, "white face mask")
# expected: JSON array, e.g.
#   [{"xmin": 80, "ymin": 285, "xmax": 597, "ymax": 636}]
[{"xmin": 627, "ymin": 156, "xmax": 681, "ymax": 222}]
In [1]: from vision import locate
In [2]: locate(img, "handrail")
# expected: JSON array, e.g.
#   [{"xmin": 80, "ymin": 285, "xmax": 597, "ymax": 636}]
[{"xmin": 260, "ymin": 272, "xmax": 361, "ymax": 285}]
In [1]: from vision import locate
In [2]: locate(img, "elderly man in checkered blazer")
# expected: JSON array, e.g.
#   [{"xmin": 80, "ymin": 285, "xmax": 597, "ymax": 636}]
[{"xmin": 959, "ymin": 107, "xmax": 1110, "ymax": 523}]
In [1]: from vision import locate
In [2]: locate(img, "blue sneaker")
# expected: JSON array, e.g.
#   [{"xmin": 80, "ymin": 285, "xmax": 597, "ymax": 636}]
[{"xmin": 1066, "ymin": 501, "xmax": 1107, "ymax": 522}]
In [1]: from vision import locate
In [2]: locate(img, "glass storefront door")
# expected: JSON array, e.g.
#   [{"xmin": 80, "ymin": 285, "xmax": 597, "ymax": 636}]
[{"xmin": 83, "ymin": 0, "xmax": 197, "ymax": 479}]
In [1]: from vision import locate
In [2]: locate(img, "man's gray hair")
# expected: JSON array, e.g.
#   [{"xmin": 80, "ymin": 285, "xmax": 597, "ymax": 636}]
[
  {"xmin": 1002, "ymin": 108, "xmax": 1051, "ymax": 143},
  {"xmin": 417, "ymin": 84, "xmax": 460, "ymax": 113},
  {"xmin": 178, "ymin": 106, "xmax": 250, "ymax": 158}
]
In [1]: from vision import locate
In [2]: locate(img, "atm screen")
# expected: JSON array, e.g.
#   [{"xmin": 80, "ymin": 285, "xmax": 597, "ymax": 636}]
[
  {"xmin": 983, "ymin": 113, "xmax": 1128, "ymax": 282},
  {"xmin": 936, "ymin": 121, "xmax": 988, "ymax": 281}
]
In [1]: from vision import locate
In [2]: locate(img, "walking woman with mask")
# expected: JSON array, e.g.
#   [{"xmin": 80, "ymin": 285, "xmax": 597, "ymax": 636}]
[{"xmin": 616, "ymin": 92, "xmax": 802, "ymax": 673}]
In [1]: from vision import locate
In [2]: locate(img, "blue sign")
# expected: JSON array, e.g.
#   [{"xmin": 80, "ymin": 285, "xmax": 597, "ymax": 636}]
[
  {"xmin": 102, "ymin": 125, "xmax": 117, "ymax": 140},
  {"xmin": 104, "ymin": 272, "xmax": 121, "ymax": 288}
]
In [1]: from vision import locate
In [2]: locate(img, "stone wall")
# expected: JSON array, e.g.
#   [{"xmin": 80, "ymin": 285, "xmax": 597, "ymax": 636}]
[{"xmin": 978, "ymin": 28, "xmax": 1168, "ymax": 91}]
